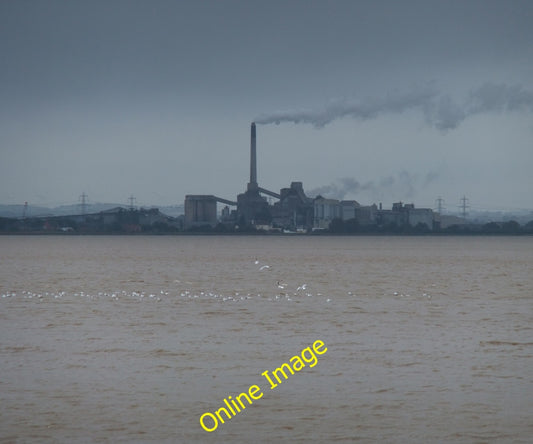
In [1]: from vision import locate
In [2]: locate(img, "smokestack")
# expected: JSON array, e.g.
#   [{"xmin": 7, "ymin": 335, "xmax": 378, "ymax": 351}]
[{"xmin": 249, "ymin": 122, "xmax": 257, "ymax": 188}]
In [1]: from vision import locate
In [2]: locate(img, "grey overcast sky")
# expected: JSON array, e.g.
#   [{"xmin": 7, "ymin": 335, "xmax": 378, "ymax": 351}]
[{"xmin": 1, "ymin": 0, "xmax": 532, "ymax": 211}]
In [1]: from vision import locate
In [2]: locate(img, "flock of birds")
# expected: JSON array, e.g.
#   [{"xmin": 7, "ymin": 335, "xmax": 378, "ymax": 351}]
[
  {"xmin": 0, "ymin": 288, "xmax": 435, "ymax": 305},
  {"xmin": 0, "ymin": 286, "xmax": 330, "ymax": 304},
  {"xmin": 0, "ymin": 259, "xmax": 321, "ymax": 303},
  {"xmin": 0, "ymin": 260, "xmax": 331, "ymax": 304},
  {"xmin": 0, "ymin": 289, "xmax": 436, "ymax": 305},
  {"xmin": 1, "ymin": 258, "xmax": 434, "ymax": 305}
]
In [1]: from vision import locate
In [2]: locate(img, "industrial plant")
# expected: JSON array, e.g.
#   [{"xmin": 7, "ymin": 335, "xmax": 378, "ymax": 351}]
[
  {"xmin": 184, "ymin": 123, "xmax": 436, "ymax": 232},
  {"xmin": 2, "ymin": 119, "xmax": 532, "ymax": 234},
  {"xmin": 10, "ymin": 123, "xmax": 524, "ymax": 234}
]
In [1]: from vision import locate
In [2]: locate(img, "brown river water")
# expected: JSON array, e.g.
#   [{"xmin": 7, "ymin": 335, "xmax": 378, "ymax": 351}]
[{"xmin": 1, "ymin": 235, "xmax": 532, "ymax": 443}]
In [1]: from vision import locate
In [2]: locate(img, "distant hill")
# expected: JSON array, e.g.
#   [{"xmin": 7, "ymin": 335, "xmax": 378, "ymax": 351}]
[
  {"xmin": 158, "ymin": 205, "xmax": 185, "ymax": 218},
  {"xmin": 437, "ymin": 209, "xmax": 533, "ymax": 225},
  {"xmin": 0, "ymin": 203, "xmax": 184, "ymax": 219},
  {"xmin": 0, "ymin": 204, "xmax": 53, "ymax": 218},
  {"xmin": 467, "ymin": 209, "xmax": 533, "ymax": 225},
  {"xmin": 1, "ymin": 202, "xmax": 530, "ymax": 224}
]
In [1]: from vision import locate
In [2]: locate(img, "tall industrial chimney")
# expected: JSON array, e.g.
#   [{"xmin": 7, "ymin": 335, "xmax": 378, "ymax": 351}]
[{"xmin": 248, "ymin": 122, "xmax": 258, "ymax": 190}]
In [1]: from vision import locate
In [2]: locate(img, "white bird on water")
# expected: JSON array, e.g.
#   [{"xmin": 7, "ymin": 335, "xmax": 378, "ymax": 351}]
[{"xmin": 259, "ymin": 265, "xmax": 270, "ymax": 271}]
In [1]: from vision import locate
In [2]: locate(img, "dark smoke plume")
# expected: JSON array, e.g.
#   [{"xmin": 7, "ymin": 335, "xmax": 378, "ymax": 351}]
[
  {"xmin": 308, "ymin": 171, "xmax": 439, "ymax": 201},
  {"xmin": 255, "ymin": 83, "xmax": 533, "ymax": 131}
]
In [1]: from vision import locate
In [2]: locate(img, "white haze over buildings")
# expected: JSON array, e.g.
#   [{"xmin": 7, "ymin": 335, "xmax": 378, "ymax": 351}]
[{"xmin": 1, "ymin": 0, "xmax": 532, "ymax": 211}]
